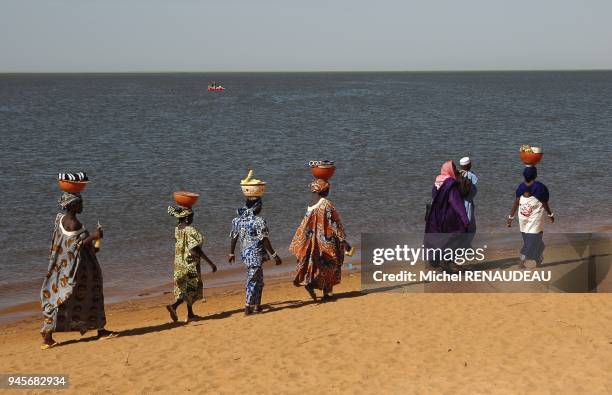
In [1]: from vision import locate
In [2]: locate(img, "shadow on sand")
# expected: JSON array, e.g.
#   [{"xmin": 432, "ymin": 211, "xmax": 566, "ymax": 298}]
[
  {"xmin": 54, "ymin": 290, "xmax": 367, "ymax": 347},
  {"xmin": 55, "ymin": 252, "xmax": 610, "ymax": 347}
]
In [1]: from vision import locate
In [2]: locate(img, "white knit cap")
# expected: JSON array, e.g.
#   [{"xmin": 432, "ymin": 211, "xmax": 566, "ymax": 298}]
[{"xmin": 459, "ymin": 157, "xmax": 471, "ymax": 166}]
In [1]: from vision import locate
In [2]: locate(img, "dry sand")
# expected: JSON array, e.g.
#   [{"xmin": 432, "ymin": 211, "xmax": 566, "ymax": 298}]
[{"xmin": 1, "ymin": 273, "xmax": 612, "ymax": 394}]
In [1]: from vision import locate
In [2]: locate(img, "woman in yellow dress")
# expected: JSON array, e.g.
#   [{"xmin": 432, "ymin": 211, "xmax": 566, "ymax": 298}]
[{"xmin": 166, "ymin": 206, "xmax": 217, "ymax": 322}]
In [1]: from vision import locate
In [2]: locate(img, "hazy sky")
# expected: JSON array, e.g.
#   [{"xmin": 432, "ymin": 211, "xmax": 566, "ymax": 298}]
[{"xmin": 1, "ymin": 0, "xmax": 611, "ymax": 72}]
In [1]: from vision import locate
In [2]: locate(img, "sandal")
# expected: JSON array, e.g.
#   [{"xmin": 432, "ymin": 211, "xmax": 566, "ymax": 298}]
[
  {"xmin": 40, "ymin": 341, "xmax": 58, "ymax": 350},
  {"xmin": 98, "ymin": 330, "xmax": 119, "ymax": 340}
]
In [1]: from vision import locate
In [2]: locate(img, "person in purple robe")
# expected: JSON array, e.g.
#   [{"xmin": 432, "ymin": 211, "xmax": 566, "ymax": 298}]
[{"xmin": 424, "ymin": 160, "xmax": 470, "ymax": 271}]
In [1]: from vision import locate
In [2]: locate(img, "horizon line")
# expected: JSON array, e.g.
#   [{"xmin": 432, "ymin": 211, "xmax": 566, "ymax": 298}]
[{"xmin": 1, "ymin": 68, "xmax": 611, "ymax": 75}]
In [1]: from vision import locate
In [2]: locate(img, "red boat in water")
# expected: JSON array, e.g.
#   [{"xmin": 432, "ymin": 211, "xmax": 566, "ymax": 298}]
[{"xmin": 208, "ymin": 80, "xmax": 225, "ymax": 91}]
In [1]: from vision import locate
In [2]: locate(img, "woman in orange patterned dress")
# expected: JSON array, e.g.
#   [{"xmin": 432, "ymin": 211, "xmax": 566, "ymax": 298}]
[{"xmin": 289, "ymin": 179, "xmax": 351, "ymax": 302}]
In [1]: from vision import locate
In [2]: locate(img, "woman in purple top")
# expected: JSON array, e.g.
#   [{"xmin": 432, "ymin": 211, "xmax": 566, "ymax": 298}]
[{"xmin": 506, "ymin": 166, "xmax": 554, "ymax": 267}]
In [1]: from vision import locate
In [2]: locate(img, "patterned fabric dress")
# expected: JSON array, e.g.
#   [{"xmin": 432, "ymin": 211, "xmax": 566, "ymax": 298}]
[
  {"xmin": 40, "ymin": 214, "xmax": 106, "ymax": 334},
  {"xmin": 289, "ymin": 198, "xmax": 346, "ymax": 292},
  {"xmin": 231, "ymin": 212, "xmax": 270, "ymax": 306},
  {"xmin": 173, "ymin": 225, "xmax": 204, "ymax": 305}
]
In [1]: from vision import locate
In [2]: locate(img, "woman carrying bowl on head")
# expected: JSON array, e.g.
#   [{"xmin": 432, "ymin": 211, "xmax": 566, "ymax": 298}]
[
  {"xmin": 507, "ymin": 166, "xmax": 554, "ymax": 267},
  {"xmin": 229, "ymin": 170, "xmax": 282, "ymax": 315},
  {"xmin": 289, "ymin": 178, "xmax": 351, "ymax": 302},
  {"xmin": 229, "ymin": 197, "xmax": 282, "ymax": 316},
  {"xmin": 40, "ymin": 191, "xmax": 117, "ymax": 350},
  {"xmin": 167, "ymin": 205, "xmax": 217, "ymax": 322}
]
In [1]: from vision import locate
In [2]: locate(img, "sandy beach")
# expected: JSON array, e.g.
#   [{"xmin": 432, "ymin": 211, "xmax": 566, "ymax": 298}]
[
  {"xmin": 2, "ymin": 0, "xmax": 612, "ymax": 392},
  {"xmin": 2, "ymin": 270, "xmax": 612, "ymax": 394}
]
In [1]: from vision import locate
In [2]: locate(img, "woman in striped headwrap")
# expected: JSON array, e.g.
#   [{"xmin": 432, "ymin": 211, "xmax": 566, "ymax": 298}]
[
  {"xmin": 289, "ymin": 179, "xmax": 351, "ymax": 302},
  {"xmin": 40, "ymin": 192, "xmax": 116, "ymax": 350}
]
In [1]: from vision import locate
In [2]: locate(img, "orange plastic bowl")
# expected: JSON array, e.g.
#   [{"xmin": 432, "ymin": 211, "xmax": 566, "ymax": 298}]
[
  {"xmin": 520, "ymin": 152, "xmax": 543, "ymax": 166},
  {"xmin": 58, "ymin": 180, "xmax": 89, "ymax": 193},
  {"xmin": 310, "ymin": 165, "xmax": 336, "ymax": 180},
  {"xmin": 173, "ymin": 191, "xmax": 200, "ymax": 208}
]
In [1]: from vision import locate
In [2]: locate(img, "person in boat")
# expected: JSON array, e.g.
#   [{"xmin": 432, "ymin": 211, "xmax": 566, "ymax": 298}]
[
  {"xmin": 40, "ymin": 192, "xmax": 117, "ymax": 350},
  {"xmin": 289, "ymin": 179, "xmax": 351, "ymax": 302},
  {"xmin": 507, "ymin": 166, "xmax": 554, "ymax": 267},
  {"xmin": 166, "ymin": 206, "xmax": 217, "ymax": 322},
  {"xmin": 424, "ymin": 160, "xmax": 470, "ymax": 271},
  {"xmin": 229, "ymin": 197, "xmax": 282, "ymax": 315}
]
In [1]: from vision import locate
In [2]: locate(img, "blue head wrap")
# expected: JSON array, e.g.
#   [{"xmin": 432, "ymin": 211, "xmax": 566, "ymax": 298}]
[
  {"xmin": 237, "ymin": 197, "xmax": 262, "ymax": 217},
  {"xmin": 523, "ymin": 166, "xmax": 537, "ymax": 181}
]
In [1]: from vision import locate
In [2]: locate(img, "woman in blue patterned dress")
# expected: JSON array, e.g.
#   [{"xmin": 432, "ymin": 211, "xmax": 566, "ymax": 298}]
[{"xmin": 229, "ymin": 198, "xmax": 282, "ymax": 315}]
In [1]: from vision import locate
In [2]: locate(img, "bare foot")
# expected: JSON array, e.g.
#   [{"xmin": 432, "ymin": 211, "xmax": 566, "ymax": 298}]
[
  {"xmin": 186, "ymin": 314, "xmax": 201, "ymax": 323},
  {"xmin": 166, "ymin": 305, "xmax": 178, "ymax": 322},
  {"xmin": 305, "ymin": 284, "xmax": 317, "ymax": 302},
  {"xmin": 322, "ymin": 293, "xmax": 337, "ymax": 302}
]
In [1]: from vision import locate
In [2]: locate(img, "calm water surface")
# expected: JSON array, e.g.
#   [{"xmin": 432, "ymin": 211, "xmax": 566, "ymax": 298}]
[{"xmin": 1, "ymin": 71, "xmax": 611, "ymax": 310}]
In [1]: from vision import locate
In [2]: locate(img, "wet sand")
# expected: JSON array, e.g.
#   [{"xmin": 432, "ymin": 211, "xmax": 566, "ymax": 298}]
[{"xmin": 1, "ymin": 271, "xmax": 612, "ymax": 394}]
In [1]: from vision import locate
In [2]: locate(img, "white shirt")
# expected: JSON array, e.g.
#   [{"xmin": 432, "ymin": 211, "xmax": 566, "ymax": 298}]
[{"xmin": 518, "ymin": 195, "xmax": 545, "ymax": 234}]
